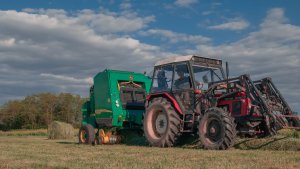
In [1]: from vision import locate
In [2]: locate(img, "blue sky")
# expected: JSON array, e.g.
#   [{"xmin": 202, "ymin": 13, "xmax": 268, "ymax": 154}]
[
  {"xmin": 2, "ymin": 0, "xmax": 300, "ymax": 45},
  {"xmin": 0, "ymin": 0, "xmax": 299, "ymax": 112}
]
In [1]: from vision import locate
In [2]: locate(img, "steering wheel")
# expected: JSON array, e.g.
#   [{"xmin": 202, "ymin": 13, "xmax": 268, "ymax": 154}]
[{"xmin": 197, "ymin": 82, "xmax": 204, "ymax": 89}]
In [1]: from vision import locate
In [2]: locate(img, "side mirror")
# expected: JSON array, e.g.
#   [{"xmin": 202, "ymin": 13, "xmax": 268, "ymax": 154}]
[{"xmin": 202, "ymin": 75, "xmax": 209, "ymax": 83}]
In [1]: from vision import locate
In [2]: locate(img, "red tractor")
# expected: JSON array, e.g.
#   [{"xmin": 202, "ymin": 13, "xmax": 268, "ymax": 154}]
[{"xmin": 143, "ymin": 55, "xmax": 300, "ymax": 150}]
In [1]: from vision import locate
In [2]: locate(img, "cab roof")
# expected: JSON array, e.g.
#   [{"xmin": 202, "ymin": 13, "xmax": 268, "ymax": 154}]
[{"xmin": 154, "ymin": 55, "xmax": 222, "ymax": 68}]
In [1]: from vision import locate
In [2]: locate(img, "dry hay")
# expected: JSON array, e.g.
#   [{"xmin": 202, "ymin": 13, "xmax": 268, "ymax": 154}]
[
  {"xmin": 119, "ymin": 129, "xmax": 300, "ymax": 150},
  {"xmin": 234, "ymin": 137, "xmax": 300, "ymax": 151},
  {"xmin": 235, "ymin": 130, "xmax": 300, "ymax": 151},
  {"xmin": 47, "ymin": 121, "xmax": 74, "ymax": 139},
  {"xmin": 179, "ymin": 130, "xmax": 300, "ymax": 151},
  {"xmin": 0, "ymin": 129, "xmax": 47, "ymax": 136}
]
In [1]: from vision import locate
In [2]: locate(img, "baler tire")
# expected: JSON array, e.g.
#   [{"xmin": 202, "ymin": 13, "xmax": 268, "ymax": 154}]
[
  {"xmin": 79, "ymin": 124, "xmax": 95, "ymax": 144},
  {"xmin": 198, "ymin": 107, "xmax": 236, "ymax": 150},
  {"xmin": 144, "ymin": 97, "xmax": 181, "ymax": 147}
]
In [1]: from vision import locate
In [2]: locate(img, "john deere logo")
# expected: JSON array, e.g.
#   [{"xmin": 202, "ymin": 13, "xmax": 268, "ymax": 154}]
[{"xmin": 129, "ymin": 75, "xmax": 133, "ymax": 81}]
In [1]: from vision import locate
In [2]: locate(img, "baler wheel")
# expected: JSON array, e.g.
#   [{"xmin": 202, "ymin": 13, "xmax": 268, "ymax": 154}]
[
  {"xmin": 79, "ymin": 124, "xmax": 95, "ymax": 144},
  {"xmin": 143, "ymin": 97, "xmax": 181, "ymax": 147},
  {"xmin": 198, "ymin": 107, "xmax": 236, "ymax": 150}
]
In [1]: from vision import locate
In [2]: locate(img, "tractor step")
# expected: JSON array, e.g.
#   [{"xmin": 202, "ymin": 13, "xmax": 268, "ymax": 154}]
[{"xmin": 181, "ymin": 113, "xmax": 195, "ymax": 132}]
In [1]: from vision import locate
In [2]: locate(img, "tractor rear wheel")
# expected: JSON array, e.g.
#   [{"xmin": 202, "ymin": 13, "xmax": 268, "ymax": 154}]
[
  {"xmin": 79, "ymin": 124, "xmax": 95, "ymax": 144},
  {"xmin": 198, "ymin": 107, "xmax": 236, "ymax": 150},
  {"xmin": 143, "ymin": 97, "xmax": 181, "ymax": 147}
]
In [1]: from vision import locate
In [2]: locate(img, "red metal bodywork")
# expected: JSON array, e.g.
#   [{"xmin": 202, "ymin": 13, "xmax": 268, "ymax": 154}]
[
  {"xmin": 147, "ymin": 91, "xmax": 263, "ymax": 119},
  {"xmin": 217, "ymin": 91, "xmax": 250, "ymax": 117},
  {"xmin": 146, "ymin": 92, "xmax": 183, "ymax": 114},
  {"xmin": 216, "ymin": 91, "xmax": 258, "ymax": 118}
]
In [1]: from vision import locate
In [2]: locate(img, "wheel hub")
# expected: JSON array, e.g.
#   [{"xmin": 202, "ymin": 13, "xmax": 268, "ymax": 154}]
[
  {"xmin": 207, "ymin": 119, "xmax": 221, "ymax": 142},
  {"xmin": 155, "ymin": 113, "xmax": 167, "ymax": 135},
  {"xmin": 210, "ymin": 127, "xmax": 216, "ymax": 134}
]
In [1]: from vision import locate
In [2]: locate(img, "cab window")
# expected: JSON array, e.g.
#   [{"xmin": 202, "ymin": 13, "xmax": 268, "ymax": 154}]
[
  {"xmin": 193, "ymin": 66, "xmax": 222, "ymax": 90},
  {"xmin": 173, "ymin": 63, "xmax": 192, "ymax": 90},
  {"xmin": 151, "ymin": 64, "xmax": 173, "ymax": 93}
]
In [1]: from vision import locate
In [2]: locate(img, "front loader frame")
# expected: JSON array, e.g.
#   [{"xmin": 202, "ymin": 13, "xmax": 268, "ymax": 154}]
[
  {"xmin": 210, "ymin": 74, "xmax": 300, "ymax": 136},
  {"xmin": 254, "ymin": 78, "xmax": 300, "ymax": 130}
]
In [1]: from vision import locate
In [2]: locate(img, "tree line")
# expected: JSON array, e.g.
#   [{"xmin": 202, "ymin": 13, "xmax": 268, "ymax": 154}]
[{"xmin": 0, "ymin": 93, "xmax": 87, "ymax": 130}]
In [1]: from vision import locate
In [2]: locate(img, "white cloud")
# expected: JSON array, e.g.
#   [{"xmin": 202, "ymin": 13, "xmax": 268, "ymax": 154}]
[
  {"xmin": 0, "ymin": 38, "xmax": 15, "ymax": 47},
  {"xmin": 139, "ymin": 29, "xmax": 210, "ymax": 44},
  {"xmin": 208, "ymin": 19, "xmax": 249, "ymax": 30},
  {"xmin": 120, "ymin": 0, "xmax": 132, "ymax": 10},
  {"xmin": 202, "ymin": 11, "xmax": 212, "ymax": 16},
  {"xmin": 78, "ymin": 10, "xmax": 155, "ymax": 33},
  {"xmin": 175, "ymin": 0, "xmax": 198, "ymax": 7},
  {"xmin": 0, "ymin": 9, "xmax": 171, "ymax": 103},
  {"xmin": 263, "ymin": 8, "xmax": 287, "ymax": 26},
  {"xmin": 40, "ymin": 73, "xmax": 92, "ymax": 84},
  {"xmin": 22, "ymin": 8, "xmax": 155, "ymax": 34}
]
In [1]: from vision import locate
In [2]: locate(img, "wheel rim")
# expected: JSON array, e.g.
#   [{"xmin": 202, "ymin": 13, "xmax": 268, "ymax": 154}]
[
  {"xmin": 205, "ymin": 118, "xmax": 222, "ymax": 143},
  {"xmin": 155, "ymin": 112, "xmax": 168, "ymax": 135},
  {"xmin": 80, "ymin": 130, "xmax": 87, "ymax": 143}
]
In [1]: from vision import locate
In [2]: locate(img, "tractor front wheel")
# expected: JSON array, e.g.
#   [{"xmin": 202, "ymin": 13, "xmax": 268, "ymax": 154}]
[
  {"xmin": 143, "ymin": 97, "xmax": 181, "ymax": 147},
  {"xmin": 79, "ymin": 124, "xmax": 95, "ymax": 144},
  {"xmin": 198, "ymin": 107, "xmax": 236, "ymax": 150}
]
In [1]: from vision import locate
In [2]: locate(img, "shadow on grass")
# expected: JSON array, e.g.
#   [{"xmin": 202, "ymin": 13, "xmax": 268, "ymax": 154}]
[
  {"xmin": 234, "ymin": 136, "xmax": 290, "ymax": 150},
  {"xmin": 55, "ymin": 132, "xmax": 297, "ymax": 150},
  {"xmin": 120, "ymin": 132, "xmax": 199, "ymax": 148},
  {"xmin": 117, "ymin": 129, "xmax": 149, "ymax": 147},
  {"xmin": 56, "ymin": 141, "xmax": 79, "ymax": 145},
  {"xmin": 119, "ymin": 134, "xmax": 200, "ymax": 148},
  {"xmin": 55, "ymin": 129, "xmax": 150, "ymax": 147}
]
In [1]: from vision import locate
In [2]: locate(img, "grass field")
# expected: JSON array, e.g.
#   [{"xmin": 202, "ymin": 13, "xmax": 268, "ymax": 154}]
[
  {"xmin": 0, "ymin": 129, "xmax": 48, "ymax": 137},
  {"xmin": 0, "ymin": 131, "xmax": 300, "ymax": 169}
]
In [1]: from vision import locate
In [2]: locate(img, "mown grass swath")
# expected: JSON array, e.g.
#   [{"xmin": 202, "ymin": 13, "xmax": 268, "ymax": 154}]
[{"xmin": 0, "ymin": 134, "xmax": 299, "ymax": 169}]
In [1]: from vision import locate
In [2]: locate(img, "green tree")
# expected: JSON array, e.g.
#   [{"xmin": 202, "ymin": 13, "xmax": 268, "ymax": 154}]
[{"xmin": 0, "ymin": 93, "xmax": 87, "ymax": 130}]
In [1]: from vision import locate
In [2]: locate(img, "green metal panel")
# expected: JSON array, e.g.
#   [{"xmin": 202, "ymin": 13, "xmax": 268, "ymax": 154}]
[
  {"xmin": 108, "ymin": 70, "xmax": 151, "ymax": 127},
  {"xmin": 81, "ymin": 101, "xmax": 96, "ymax": 127},
  {"xmin": 83, "ymin": 69, "xmax": 151, "ymax": 129},
  {"xmin": 94, "ymin": 70, "xmax": 111, "ymax": 112},
  {"xmin": 126, "ymin": 109, "xmax": 144, "ymax": 125}
]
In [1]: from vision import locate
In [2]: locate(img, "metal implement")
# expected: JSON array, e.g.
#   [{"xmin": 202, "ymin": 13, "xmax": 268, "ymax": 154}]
[
  {"xmin": 97, "ymin": 129, "xmax": 121, "ymax": 144},
  {"xmin": 79, "ymin": 69, "xmax": 151, "ymax": 144}
]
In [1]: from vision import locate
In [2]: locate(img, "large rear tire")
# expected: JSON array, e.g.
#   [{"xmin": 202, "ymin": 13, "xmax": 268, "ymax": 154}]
[
  {"xmin": 198, "ymin": 107, "xmax": 236, "ymax": 150},
  {"xmin": 144, "ymin": 97, "xmax": 181, "ymax": 147},
  {"xmin": 79, "ymin": 124, "xmax": 95, "ymax": 144}
]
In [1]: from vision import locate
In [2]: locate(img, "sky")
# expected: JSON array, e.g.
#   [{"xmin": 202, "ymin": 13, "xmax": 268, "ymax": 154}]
[{"xmin": 0, "ymin": 0, "xmax": 299, "ymax": 112}]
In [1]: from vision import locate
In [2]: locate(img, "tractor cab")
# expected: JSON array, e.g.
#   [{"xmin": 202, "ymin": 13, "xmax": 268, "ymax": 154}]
[
  {"xmin": 150, "ymin": 55, "xmax": 225, "ymax": 115},
  {"xmin": 151, "ymin": 55, "xmax": 224, "ymax": 92}
]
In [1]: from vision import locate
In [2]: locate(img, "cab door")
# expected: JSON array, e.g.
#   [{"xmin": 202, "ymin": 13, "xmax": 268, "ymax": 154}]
[{"xmin": 171, "ymin": 62, "xmax": 195, "ymax": 114}]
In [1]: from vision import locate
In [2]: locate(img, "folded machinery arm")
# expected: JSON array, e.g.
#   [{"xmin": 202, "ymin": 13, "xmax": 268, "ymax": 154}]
[{"xmin": 208, "ymin": 74, "xmax": 300, "ymax": 135}]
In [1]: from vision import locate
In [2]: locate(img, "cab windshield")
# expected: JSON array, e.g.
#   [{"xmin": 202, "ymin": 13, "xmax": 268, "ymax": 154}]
[{"xmin": 193, "ymin": 66, "xmax": 224, "ymax": 90}]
